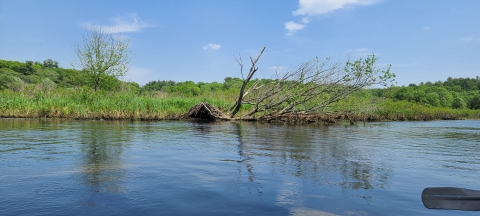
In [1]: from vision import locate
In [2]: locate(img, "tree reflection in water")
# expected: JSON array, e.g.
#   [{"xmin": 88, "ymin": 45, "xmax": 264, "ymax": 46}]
[
  {"xmin": 79, "ymin": 121, "xmax": 129, "ymax": 197},
  {"xmin": 230, "ymin": 122, "xmax": 392, "ymax": 201},
  {"xmin": 233, "ymin": 122, "xmax": 263, "ymax": 199}
]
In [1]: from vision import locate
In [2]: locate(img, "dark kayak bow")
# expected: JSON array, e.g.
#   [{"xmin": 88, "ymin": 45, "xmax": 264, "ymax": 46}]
[{"xmin": 422, "ymin": 187, "xmax": 480, "ymax": 211}]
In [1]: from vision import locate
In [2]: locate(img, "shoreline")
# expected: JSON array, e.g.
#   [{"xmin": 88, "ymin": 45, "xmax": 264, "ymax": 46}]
[{"xmin": 1, "ymin": 110, "xmax": 477, "ymax": 124}]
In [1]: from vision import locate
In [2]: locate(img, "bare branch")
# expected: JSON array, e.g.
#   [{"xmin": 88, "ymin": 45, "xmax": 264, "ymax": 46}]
[
  {"xmin": 230, "ymin": 46, "xmax": 266, "ymax": 118},
  {"xmin": 239, "ymin": 54, "xmax": 394, "ymax": 117}
]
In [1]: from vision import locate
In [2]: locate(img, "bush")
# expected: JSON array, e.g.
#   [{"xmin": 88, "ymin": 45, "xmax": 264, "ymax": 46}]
[
  {"xmin": 0, "ymin": 74, "xmax": 24, "ymax": 91},
  {"xmin": 452, "ymin": 96, "xmax": 467, "ymax": 109},
  {"xmin": 37, "ymin": 78, "xmax": 57, "ymax": 93}
]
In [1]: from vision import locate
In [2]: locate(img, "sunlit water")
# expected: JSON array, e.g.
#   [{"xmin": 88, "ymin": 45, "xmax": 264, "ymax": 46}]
[{"xmin": 0, "ymin": 119, "xmax": 479, "ymax": 215}]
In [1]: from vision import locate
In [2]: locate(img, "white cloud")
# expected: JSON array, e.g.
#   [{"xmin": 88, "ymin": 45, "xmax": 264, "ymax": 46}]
[
  {"xmin": 285, "ymin": 0, "xmax": 382, "ymax": 35},
  {"xmin": 285, "ymin": 21, "xmax": 305, "ymax": 35},
  {"xmin": 203, "ymin": 43, "xmax": 222, "ymax": 50},
  {"xmin": 83, "ymin": 13, "xmax": 154, "ymax": 33},
  {"xmin": 293, "ymin": 0, "xmax": 381, "ymax": 16}
]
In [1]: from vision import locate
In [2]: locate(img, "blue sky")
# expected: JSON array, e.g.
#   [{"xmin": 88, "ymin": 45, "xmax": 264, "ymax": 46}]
[{"xmin": 1, "ymin": 0, "xmax": 479, "ymax": 86}]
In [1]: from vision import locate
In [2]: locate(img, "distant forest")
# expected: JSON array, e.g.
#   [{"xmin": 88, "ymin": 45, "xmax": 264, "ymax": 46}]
[{"xmin": 1, "ymin": 59, "xmax": 480, "ymax": 110}]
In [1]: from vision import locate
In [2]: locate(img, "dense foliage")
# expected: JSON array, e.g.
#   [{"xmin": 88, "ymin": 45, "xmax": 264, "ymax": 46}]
[
  {"xmin": 373, "ymin": 77, "xmax": 480, "ymax": 110},
  {"xmin": 0, "ymin": 59, "xmax": 135, "ymax": 91}
]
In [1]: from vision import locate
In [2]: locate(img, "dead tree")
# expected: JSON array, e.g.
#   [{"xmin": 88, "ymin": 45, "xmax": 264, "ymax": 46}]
[
  {"xmin": 235, "ymin": 54, "xmax": 395, "ymax": 118},
  {"xmin": 187, "ymin": 47, "xmax": 394, "ymax": 122},
  {"xmin": 229, "ymin": 46, "xmax": 266, "ymax": 118}
]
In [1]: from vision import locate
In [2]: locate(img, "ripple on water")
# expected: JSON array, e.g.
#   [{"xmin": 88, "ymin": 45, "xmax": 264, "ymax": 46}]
[{"xmin": 0, "ymin": 119, "xmax": 479, "ymax": 216}]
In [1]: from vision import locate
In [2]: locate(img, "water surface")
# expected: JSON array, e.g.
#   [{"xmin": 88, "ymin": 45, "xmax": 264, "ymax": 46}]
[{"xmin": 0, "ymin": 119, "xmax": 479, "ymax": 215}]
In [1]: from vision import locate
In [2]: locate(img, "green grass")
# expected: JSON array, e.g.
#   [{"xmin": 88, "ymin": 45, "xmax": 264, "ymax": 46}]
[
  {"xmin": 1, "ymin": 86, "xmax": 479, "ymax": 122},
  {"xmin": 0, "ymin": 87, "xmax": 233, "ymax": 120},
  {"xmin": 376, "ymin": 99, "xmax": 480, "ymax": 121}
]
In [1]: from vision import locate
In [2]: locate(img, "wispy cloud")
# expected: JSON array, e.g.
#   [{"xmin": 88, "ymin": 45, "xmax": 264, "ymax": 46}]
[
  {"xmin": 285, "ymin": 0, "xmax": 382, "ymax": 35},
  {"xmin": 285, "ymin": 21, "xmax": 305, "ymax": 35},
  {"xmin": 293, "ymin": 0, "xmax": 381, "ymax": 16},
  {"xmin": 83, "ymin": 13, "xmax": 154, "ymax": 33},
  {"xmin": 203, "ymin": 43, "xmax": 222, "ymax": 50}
]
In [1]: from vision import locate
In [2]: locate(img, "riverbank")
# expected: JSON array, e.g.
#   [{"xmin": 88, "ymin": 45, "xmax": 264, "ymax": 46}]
[
  {"xmin": 0, "ymin": 88, "xmax": 231, "ymax": 120},
  {"xmin": 1, "ymin": 88, "xmax": 479, "ymax": 123}
]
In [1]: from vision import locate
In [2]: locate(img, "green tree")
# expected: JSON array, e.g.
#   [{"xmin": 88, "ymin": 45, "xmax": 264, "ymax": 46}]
[
  {"xmin": 73, "ymin": 26, "xmax": 131, "ymax": 91},
  {"xmin": 141, "ymin": 80, "xmax": 177, "ymax": 92},
  {"xmin": 469, "ymin": 94, "xmax": 480, "ymax": 110},
  {"xmin": 19, "ymin": 61, "xmax": 36, "ymax": 75},
  {"xmin": 43, "ymin": 58, "xmax": 59, "ymax": 68},
  {"xmin": 452, "ymin": 97, "xmax": 467, "ymax": 109}
]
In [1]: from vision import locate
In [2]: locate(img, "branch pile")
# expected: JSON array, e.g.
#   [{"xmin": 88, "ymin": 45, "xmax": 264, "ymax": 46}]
[{"xmin": 187, "ymin": 102, "xmax": 230, "ymax": 121}]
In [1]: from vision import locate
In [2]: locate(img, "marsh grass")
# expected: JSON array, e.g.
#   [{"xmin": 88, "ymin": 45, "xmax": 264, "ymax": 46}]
[
  {"xmin": 0, "ymin": 87, "xmax": 232, "ymax": 120},
  {"xmin": 1, "ymin": 86, "xmax": 479, "ymax": 122}
]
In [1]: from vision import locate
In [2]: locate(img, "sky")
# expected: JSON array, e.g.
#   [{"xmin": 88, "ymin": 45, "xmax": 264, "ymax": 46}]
[{"xmin": 0, "ymin": 0, "xmax": 479, "ymax": 86}]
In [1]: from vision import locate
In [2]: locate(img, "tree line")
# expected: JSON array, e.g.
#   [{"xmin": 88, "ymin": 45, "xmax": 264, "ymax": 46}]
[
  {"xmin": 372, "ymin": 77, "xmax": 480, "ymax": 110},
  {"xmin": 0, "ymin": 58, "xmax": 139, "ymax": 92}
]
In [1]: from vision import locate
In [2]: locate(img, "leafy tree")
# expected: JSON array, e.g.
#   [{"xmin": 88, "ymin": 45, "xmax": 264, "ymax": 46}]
[
  {"xmin": 171, "ymin": 81, "xmax": 201, "ymax": 96},
  {"xmin": 43, "ymin": 59, "xmax": 59, "ymax": 68},
  {"xmin": 73, "ymin": 26, "xmax": 131, "ymax": 91},
  {"xmin": 122, "ymin": 82, "xmax": 141, "ymax": 94},
  {"xmin": 424, "ymin": 92, "xmax": 440, "ymax": 107},
  {"xmin": 469, "ymin": 95, "xmax": 480, "ymax": 110},
  {"xmin": 19, "ymin": 61, "xmax": 36, "ymax": 75},
  {"xmin": 0, "ymin": 68, "xmax": 21, "ymax": 77},
  {"xmin": 37, "ymin": 68, "xmax": 60, "ymax": 83},
  {"xmin": 452, "ymin": 97, "xmax": 467, "ymax": 109},
  {"xmin": 223, "ymin": 77, "xmax": 243, "ymax": 90},
  {"xmin": 142, "ymin": 80, "xmax": 177, "ymax": 92}
]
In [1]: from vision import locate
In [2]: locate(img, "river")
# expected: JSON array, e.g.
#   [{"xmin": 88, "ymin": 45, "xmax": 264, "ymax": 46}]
[{"xmin": 0, "ymin": 119, "xmax": 479, "ymax": 215}]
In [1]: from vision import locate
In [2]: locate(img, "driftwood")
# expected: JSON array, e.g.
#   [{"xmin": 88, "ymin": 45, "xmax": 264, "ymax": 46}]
[{"xmin": 187, "ymin": 102, "xmax": 230, "ymax": 121}]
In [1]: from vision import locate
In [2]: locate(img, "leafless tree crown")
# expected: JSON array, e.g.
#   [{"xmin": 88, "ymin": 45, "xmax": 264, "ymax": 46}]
[{"xmin": 229, "ymin": 48, "xmax": 395, "ymax": 118}]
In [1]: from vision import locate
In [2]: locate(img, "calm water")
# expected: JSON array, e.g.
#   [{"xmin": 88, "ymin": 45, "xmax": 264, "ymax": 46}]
[{"xmin": 0, "ymin": 119, "xmax": 479, "ymax": 216}]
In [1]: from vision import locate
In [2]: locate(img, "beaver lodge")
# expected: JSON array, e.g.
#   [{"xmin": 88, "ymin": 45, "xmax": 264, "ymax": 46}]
[{"xmin": 186, "ymin": 102, "xmax": 230, "ymax": 121}]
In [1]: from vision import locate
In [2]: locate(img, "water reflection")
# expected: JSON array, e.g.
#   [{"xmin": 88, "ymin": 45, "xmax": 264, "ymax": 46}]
[
  {"xmin": 227, "ymin": 122, "xmax": 392, "ymax": 202},
  {"xmin": 2, "ymin": 119, "xmax": 480, "ymax": 215},
  {"xmin": 233, "ymin": 122, "xmax": 263, "ymax": 198},
  {"xmin": 78, "ymin": 121, "xmax": 128, "ymax": 196}
]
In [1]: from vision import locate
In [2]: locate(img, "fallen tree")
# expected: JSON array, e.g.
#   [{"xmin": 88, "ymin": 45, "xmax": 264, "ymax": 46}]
[{"xmin": 187, "ymin": 47, "xmax": 396, "ymax": 122}]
